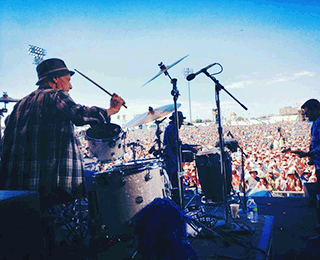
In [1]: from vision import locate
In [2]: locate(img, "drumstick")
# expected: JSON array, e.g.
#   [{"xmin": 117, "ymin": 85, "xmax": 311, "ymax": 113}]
[{"xmin": 74, "ymin": 69, "xmax": 127, "ymax": 109}]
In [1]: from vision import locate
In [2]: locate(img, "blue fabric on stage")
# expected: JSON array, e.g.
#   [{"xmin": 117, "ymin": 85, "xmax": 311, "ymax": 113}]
[
  {"xmin": 134, "ymin": 198, "xmax": 198, "ymax": 260},
  {"xmin": 250, "ymin": 190, "xmax": 273, "ymax": 197},
  {"xmin": 83, "ymin": 170, "xmax": 97, "ymax": 192}
]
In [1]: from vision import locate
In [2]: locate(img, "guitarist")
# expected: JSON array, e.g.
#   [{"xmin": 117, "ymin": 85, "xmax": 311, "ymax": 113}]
[
  {"xmin": 297, "ymin": 99, "xmax": 320, "ymax": 243},
  {"xmin": 296, "ymin": 99, "xmax": 320, "ymax": 186}
]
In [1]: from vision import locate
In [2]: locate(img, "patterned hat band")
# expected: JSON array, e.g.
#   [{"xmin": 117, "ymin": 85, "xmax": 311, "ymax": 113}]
[
  {"xmin": 36, "ymin": 58, "xmax": 74, "ymax": 85},
  {"xmin": 37, "ymin": 67, "xmax": 71, "ymax": 82}
]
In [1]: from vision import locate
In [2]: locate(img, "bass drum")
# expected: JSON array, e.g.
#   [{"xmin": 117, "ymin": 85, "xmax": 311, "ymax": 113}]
[
  {"xmin": 85, "ymin": 123, "xmax": 126, "ymax": 162},
  {"xmin": 92, "ymin": 159, "xmax": 168, "ymax": 235}
]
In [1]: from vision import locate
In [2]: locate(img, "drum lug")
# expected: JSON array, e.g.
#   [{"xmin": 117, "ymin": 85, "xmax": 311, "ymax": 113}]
[
  {"xmin": 144, "ymin": 172, "xmax": 152, "ymax": 182},
  {"xmin": 135, "ymin": 196, "xmax": 143, "ymax": 204}
]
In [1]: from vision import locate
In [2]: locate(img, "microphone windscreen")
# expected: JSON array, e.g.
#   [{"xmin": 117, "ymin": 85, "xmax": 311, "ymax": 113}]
[{"xmin": 186, "ymin": 74, "xmax": 195, "ymax": 81}]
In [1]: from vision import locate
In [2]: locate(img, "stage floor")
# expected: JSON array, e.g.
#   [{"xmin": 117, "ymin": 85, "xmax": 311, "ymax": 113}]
[
  {"xmin": 252, "ymin": 196, "xmax": 320, "ymax": 260},
  {"xmin": 47, "ymin": 196, "xmax": 320, "ymax": 260},
  {"xmin": 187, "ymin": 196, "xmax": 320, "ymax": 260}
]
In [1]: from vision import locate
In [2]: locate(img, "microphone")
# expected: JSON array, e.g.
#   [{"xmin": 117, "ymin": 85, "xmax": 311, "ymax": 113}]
[
  {"xmin": 227, "ymin": 131, "xmax": 234, "ymax": 138},
  {"xmin": 186, "ymin": 63, "xmax": 216, "ymax": 81}
]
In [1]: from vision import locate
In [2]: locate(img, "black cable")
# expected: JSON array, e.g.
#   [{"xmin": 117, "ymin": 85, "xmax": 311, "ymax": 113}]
[{"xmin": 210, "ymin": 63, "xmax": 223, "ymax": 76}]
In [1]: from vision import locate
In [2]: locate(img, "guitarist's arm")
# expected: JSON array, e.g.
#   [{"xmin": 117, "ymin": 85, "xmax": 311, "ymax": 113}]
[
  {"xmin": 282, "ymin": 148, "xmax": 315, "ymax": 165},
  {"xmin": 293, "ymin": 150, "xmax": 313, "ymax": 158},
  {"xmin": 282, "ymin": 148, "xmax": 311, "ymax": 158}
]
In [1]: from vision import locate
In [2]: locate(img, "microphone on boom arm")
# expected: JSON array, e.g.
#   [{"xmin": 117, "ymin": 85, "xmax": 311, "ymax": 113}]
[
  {"xmin": 186, "ymin": 63, "xmax": 217, "ymax": 81},
  {"xmin": 227, "ymin": 131, "xmax": 234, "ymax": 138}
]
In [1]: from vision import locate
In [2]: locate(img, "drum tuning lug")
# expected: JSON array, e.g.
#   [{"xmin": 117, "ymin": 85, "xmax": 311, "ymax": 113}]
[
  {"xmin": 144, "ymin": 172, "xmax": 152, "ymax": 182},
  {"xmin": 135, "ymin": 196, "xmax": 143, "ymax": 204}
]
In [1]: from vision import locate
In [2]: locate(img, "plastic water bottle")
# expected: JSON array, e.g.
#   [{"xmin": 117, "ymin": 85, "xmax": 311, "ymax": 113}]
[
  {"xmin": 251, "ymin": 200, "xmax": 258, "ymax": 223},
  {"xmin": 247, "ymin": 199, "xmax": 258, "ymax": 223},
  {"xmin": 246, "ymin": 198, "xmax": 253, "ymax": 220}
]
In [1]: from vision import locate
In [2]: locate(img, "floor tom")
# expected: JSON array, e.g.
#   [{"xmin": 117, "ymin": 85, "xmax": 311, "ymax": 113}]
[{"xmin": 91, "ymin": 159, "xmax": 166, "ymax": 235}]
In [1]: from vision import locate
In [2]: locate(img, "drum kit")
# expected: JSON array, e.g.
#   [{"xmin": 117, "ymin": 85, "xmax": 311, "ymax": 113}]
[
  {"xmin": 83, "ymin": 102, "xmax": 184, "ymax": 236},
  {"xmin": 78, "ymin": 54, "xmax": 248, "ymax": 239},
  {"xmin": 0, "ymin": 56, "xmax": 249, "ymax": 255},
  {"xmin": 79, "ymin": 55, "xmax": 211, "ymax": 236}
]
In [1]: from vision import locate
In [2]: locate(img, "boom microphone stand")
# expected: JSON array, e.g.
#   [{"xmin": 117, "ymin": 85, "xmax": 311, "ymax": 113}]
[
  {"xmin": 198, "ymin": 66, "xmax": 247, "ymax": 224},
  {"xmin": 158, "ymin": 62, "xmax": 185, "ymax": 209},
  {"xmin": 151, "ymin": 61, "xmax": 233, "ymax": 245}
]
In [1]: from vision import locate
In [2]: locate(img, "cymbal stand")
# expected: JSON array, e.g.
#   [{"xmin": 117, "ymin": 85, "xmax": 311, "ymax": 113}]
[
  {"xmin": 159, "ymin": 61, "xmax": 185, "ymax": 209},
  {"xmin": 127, "ymin": 141, "xmax": 144, "ymax": 162},
  {"xmin": 202, "ymin": 68, "xmax": 248, "ymax": 225},
  {"xmin": 0, "ymin": 104, "xmax": 8, "ymax": 139}
]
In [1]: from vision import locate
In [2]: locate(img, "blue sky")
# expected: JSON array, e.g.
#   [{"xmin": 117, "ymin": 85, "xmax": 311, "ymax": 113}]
[{"xmin": 1, "ymin": 0, "xmax": 320, "ymax": 125}]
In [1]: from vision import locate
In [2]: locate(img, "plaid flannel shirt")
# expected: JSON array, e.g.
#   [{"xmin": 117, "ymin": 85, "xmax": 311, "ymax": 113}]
[{"xmin": 0, "ymin": 85, "xmax": 110, "ymax": 196}]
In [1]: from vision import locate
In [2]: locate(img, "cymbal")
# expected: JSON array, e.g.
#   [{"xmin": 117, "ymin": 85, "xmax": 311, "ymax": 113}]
[
  {"xmin": 0, "ymin": 93, "xmax": 19, "ymax": 103},
  {"xmin": 125, "ymin": 103, "xmax": 181, "ymax": 128},
  {"xmin": 142, "ymin": 54, "xmax": 189, "ymax": 87}
]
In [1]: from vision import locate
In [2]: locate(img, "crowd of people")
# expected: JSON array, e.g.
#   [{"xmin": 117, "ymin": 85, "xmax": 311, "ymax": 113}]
[{"xmin": 78, "ymin": 118, "xmax": 315, "ymax": 197}]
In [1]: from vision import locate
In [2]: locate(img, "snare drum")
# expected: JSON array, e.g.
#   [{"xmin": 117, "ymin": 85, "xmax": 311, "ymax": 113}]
[
  {"xmin": 85, "ymin": 123, "xmax": 126, "ymax": 162},
  {"xmin": 92, "ymin": 159, "xmax": 166, "ymax": 235}
]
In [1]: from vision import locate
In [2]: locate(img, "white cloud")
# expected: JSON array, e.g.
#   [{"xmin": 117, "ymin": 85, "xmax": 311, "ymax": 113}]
[
  {"xmin": 294, "ymin": 71, "xmax": 315, "ymax": 77},
  {"xmin": 225, "ymin": 80, "xmax": 254, "ymax": 89},
  {"xmin": 267, "ymin": 70, "xmax": 315, "ymax": 85}
]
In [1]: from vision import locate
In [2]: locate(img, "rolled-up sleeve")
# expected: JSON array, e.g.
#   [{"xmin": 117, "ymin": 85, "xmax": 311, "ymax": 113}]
[{"xmin": 54, "ymin": 90, "xmax": 110, "ymax": 126}]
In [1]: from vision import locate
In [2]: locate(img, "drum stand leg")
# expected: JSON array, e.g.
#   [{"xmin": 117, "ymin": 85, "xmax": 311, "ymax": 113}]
[{"xmin": 43, "ymin": 197, "xmax": 91, "ymax": 259}]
